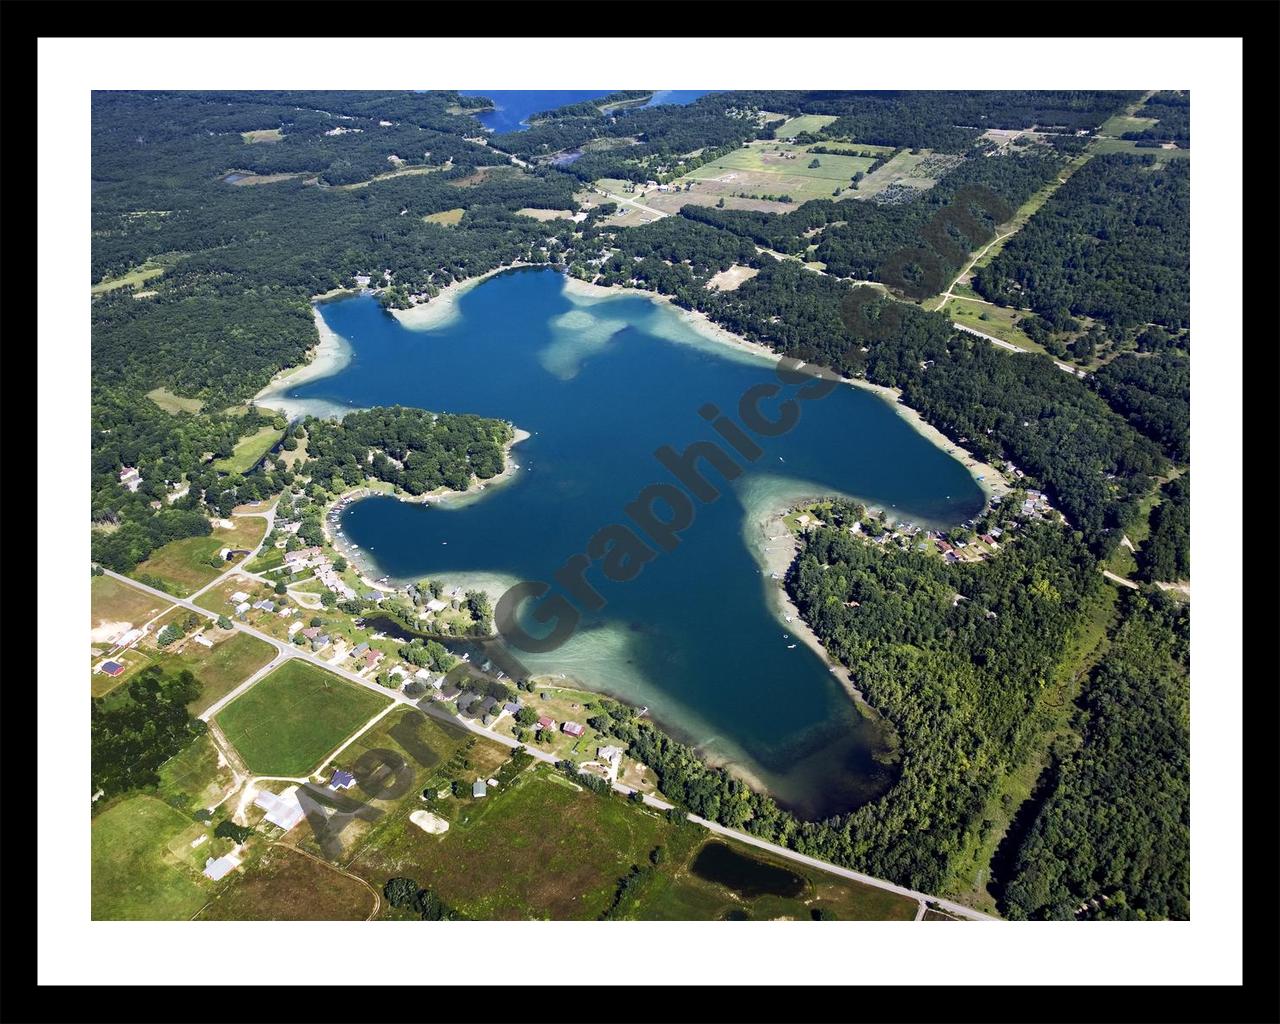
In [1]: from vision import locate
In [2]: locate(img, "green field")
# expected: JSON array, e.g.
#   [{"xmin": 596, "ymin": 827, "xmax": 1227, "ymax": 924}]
[
  {"xmin": 1097, "ymin": 113, "xmax": 1159, "ymax": 138},
  {"xmin": 774, "ymin": 114, "xmax": 838, "ymax": 137},
  {"xmin": 91, "ymin": 261, "xmax": 167, "ymax": 295},
  {"xmin": 92, "ymin": 795, "xmax": 212, "ymax": 920},
  {"xmin": 348, "ymin": 761, "xmax": 918, "ymax": 921},
  {"xmin": 130, "ymin": 517, "xmax": 266, "ymax": 596},
  {"xmin": 156, "ymin": 630, "xmax": 276, "ymax": 715},
  {"xmin": 197, "ymin": 845, "xmax": 375, "ymax": 920},
  {"xmin": 942, "ymin": 297, "xmax": 1046, "ymax": 354},
  {"xmin": 156, "ymin": 733, "xmax": 237, "ymax": 814},
  {"xmin": 215, "ymin": 661, "xmax": 391, "ymax": 776},
  {"xmin": 241, "ymin": 128, "xmax": 284, "ymax": 144},
  {"xmin": 146, "ymin": 387, "xmax": 204, "ymax": 415},
  {"xmin": 213, "ymin": 425, "xmax": 285, "ymax": 474},
  {"xmin": 679, "ymin": 142, "xmax": 876, "ymax": 204},
  {"xmin": 1089, "ymin": 138, "xmax": 1189, "ymax": 162}
]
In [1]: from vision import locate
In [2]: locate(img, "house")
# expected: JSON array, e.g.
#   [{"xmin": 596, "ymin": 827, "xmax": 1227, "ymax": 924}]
[
  {"xmin": 235, "ymin": 602, "xmax": 252, "ymax": 615},
  {"xmin": 99, "ymin": 660, "xmax": 126, "ymax": 677},
  {"xmin": 260, "ymin": 601, "xmax": 276, "ymax": 613},
  {"xmin": 119, "ymin": 466, "xmax": 142, "ymax": 492},
  {"xmin": 980, "ymin": 534, "xmax": 997, "ymax": 545},
  {"xmin": 480, "ymin": 696, "xmax": 498, "ymax": 715},
  {"xmin": 192, "ymin": 633, "xmax": 214, "ymax": 648},
  {"xmin": 287, "ymin": 620, "xmax": 303, "ymax": 636},
  {"xmin": 329, "ymin": 768, "xmax": 357, "ymax": 791},
  {"xmin": 254, "ymin": 786, "xmax": 305, "ymax": 830},
  {"xmin": 301, "ymin": 626, "xmax": 323, "ymax": 640},
  {"xmin": 203, "ymin": 853, "xmax": 241, "ymax": 881},
  {"xmin": 598, "ymin": 745, "xmax": 624, "ymax": 762},
  {"xmin": 351, "ymin": 642, "xmax": 369, "ymax": 656},
  {"xmin": 360, "ymin": 648, "xmax": 382, "ymax": 670},
  {"xmin": 562, "ymin": 721, "xmax": 585, "ymax": 737},
  {"xmin": 362, "ymin": 591, "xmax": 384, "ymax": 603},
  {"xmin": 230, "ymin": 591, "xmax": 250, "ymax": 604},
  {"xmin": 472, "ymin": 779, "xmax": 487, "ymax": 799},
  {"xmin": 537, "ymin": 715, "xmax": 556, "ymax": 731},
  {"xmin": 502, "ymin": 702, "xmax": 520, "ymax": 715},
  {"xmin": 425, "ymin": 598, "xmax": 448, "ymax": 613},
  {"xmin": 311, "ymin": 634, "xmax": 330, "ymax": 651},
  {"xmin": 112, "ymin": 627, "xmax": 146, "ymax": 650}
]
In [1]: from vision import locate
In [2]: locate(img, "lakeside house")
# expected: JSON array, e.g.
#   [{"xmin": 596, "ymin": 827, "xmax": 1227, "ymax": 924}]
[
  {"xmin": 562, "ymin": 721, "xmax": 585, "ymax": 737},
  {"xmin": 538, "ymin": 715, "xmax": 557, "ymax": 731},
  {"xmin": 360, "ymin": 648, "xmax": 383, "ymax": 671}
]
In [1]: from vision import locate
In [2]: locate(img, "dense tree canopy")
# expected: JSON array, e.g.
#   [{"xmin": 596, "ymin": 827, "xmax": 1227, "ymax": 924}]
[{"xmin": 1000, "ymin": 590, "xmax": 1189, "ymax": 919}]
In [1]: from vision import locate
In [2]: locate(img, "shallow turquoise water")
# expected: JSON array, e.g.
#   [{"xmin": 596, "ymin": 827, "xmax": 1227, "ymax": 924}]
[{"xmin": 284, "ymin": 270, "xmax": 985, "ymax": 818}]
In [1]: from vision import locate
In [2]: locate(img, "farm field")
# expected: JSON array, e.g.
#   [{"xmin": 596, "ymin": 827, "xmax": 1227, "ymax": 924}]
[
  {"xmin": 1088, "ymin": 138, "xmax": 1189, "ymax": 161},
  {"xmin": 91, "ymin": 795, "xmax": 212, "ymax": 920},
  {"xmin": 154, "ymin": 629, "xmax": 277, "ymax": 716},
  {"xmin": 677, "ymin": 141, "xmax": 877, "ymax": 204},
  {"xmin": 213, "ymin": 425, "xmax": 285, "ymax": 474},
  {"xmin": 774, "ymin": 113, "xmax": 838, "ymax": 137},
  {"xmin": 197, "ymin": 845, "xmax": 375, "ymax": 920},
  {"xmin": 515, "ymin": 207, "xmax": 576, "ymax": 222},
  {"xmin": 130, "ymin": 519, "xmax": 266, "ymax": 596},
  {"xmin": 215, "ymin": 660, "xmax": 391, "ymax": 777},
  {"xmin": 1097, "ymin": 113, "xmax": 1159, "ymax": 138}
]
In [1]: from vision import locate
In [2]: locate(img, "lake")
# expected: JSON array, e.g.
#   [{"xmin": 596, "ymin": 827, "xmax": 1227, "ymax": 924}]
[
  {"xmin": 281, "ymin": 269, "xmax": 986, "ymax": 819},
  {"xmin": 465, "ymin": 90, "xmax": 712, "ymax": 133}
]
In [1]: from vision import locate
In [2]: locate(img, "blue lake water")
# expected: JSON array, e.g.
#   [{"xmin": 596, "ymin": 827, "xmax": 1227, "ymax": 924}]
[
  {"xmin": 465, "ymin": 90, "xmax": 712, "ymax": 133},
  {"xmin": 280, "ymin": 269, "xmax": 986, "ymax": 819}
]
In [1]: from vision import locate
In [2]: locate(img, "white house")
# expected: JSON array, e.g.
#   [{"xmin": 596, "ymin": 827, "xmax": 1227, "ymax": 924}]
[
  {"xmin": 253, "ymin": 786, "xmax": 305, "ymax": 831},
  {"xmin": 203, "ymin": 853, "xmax": 241, "ymax": 881}
]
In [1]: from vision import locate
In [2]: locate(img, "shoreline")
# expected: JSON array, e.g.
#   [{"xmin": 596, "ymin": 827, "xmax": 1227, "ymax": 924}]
[
  {"xmin": 321, "ymin": 427, "xmax": 531, "ymax": 593},
  {"xmin": 561, "ymin": 275, "xmax": 1009, "ymax": 503},
  {"xmin": 390, "ymin": 262, "xmax": 536, "ymax": 331},
  {"xmin": 253, "ymin": 301, "xmax": 356, "ymax": 419}
]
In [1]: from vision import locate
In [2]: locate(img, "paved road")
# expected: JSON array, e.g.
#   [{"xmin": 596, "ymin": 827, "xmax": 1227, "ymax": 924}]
[
  {"xmin": 102, "ymin": 568, "xmax": 997, "ymax": 922},
  {"xmin": 952, "ymin": 323, "xmax": 1088, "ymax": 378}
]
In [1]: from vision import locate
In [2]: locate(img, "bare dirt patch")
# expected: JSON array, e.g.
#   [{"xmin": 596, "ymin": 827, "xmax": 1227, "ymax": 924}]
[{"xmin": 706, "ymin": 265, "xmax": 760, "ymax": 292}]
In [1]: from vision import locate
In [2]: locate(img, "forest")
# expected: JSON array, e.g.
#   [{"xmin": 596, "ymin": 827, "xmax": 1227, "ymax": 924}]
[
  {"xmin": 972, "ymin": 154, "xmax": 1190, "ymax": 330},
  {"xmin": 1136, "ymin": 474, "xmax": 1190, "ymax": 583},
  {"xmin": 1091, "ymin": 352, "xmax": 1190, "ymax": 463},
  {"xmin": 298, "ymin": 406, "xmax": 514, "ymax": 496},
  {"xmin": 999, "ymin": 589, "xmax": 1190, "ymax": 919},
  {"xmin": 91, "ymin": 667, "xmax": 205, "ymax": 798}
]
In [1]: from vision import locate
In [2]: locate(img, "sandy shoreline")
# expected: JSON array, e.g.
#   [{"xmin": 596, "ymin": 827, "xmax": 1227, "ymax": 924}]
[
  {"xmin": 562, "ymin": 275, "xmax": 1009, "ymax": 503},
  {"xmin": 254, "ymin": 302, "xmax": 356, "ymax": 419},
  {"xmin": 390, "ymin": 262, "xmax": 535, "ymax": 331},
  {"xmin": 321, "ymin": 427, "xmax": 531, "ymax": 593}
]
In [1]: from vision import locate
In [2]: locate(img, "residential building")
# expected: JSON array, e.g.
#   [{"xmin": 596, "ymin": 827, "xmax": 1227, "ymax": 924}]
[
  {"xmin": 562, "ymin": 721, "xmax": 585, "ymax": 737},
  {"xmin": 329, "ymin": 768, "xmax": 356, "ymax": 791}
]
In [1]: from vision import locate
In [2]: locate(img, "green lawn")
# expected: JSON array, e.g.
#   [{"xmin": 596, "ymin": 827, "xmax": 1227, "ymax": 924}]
[
  {"xmin": 213, "ymin": 425, "xmax": 285, "ymax": 474},
  {"xmin": 92, "ymin": 795, "xmax": 211, "ymax": 920},
  {"xmin": 1097, "ymin": 113, "xmax": 1159, "ymax": 138},
  {"xmin": 155, "ymin": 630, "xmax": 276, "ymax": 715},
  {"xmin": 424, "ymin": 207, "xmax": 465, "ymax": 226},
  {"xmin": 215, "ymin": 660, "xmax": 391, "ymax": 776}
]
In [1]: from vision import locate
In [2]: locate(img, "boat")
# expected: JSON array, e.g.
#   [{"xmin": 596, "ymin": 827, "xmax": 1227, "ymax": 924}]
[{"xmin": 786, "ymin": 644, "xmax": 797, "ymax": 649}]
